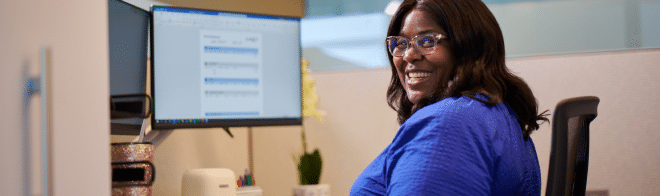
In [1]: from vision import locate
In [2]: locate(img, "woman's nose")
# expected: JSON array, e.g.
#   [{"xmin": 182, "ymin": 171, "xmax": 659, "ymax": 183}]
[{"xmin": 402, "ymin": 45, "xmax": 422, "ymax": 62}]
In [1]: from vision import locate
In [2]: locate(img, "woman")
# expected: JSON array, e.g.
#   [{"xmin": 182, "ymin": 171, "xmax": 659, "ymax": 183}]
[{"xmin": 350, "ymin": 0, "xmax": 549, "ymax": 195}]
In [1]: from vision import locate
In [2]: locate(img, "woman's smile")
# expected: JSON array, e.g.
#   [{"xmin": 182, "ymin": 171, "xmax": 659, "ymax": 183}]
[{"xmin": 406, "ymin": 71, "xmax": 432, "ymax": 84}]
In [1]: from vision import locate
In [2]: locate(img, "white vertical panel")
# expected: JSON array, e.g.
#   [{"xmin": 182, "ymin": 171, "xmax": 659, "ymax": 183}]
[
  {"xmin": 0, "ymin": 1, "xmax": 29, "ymax": 193},
  {"xmin": 48, "ymin": 0, "xmax": 110, "ymax": 195}
]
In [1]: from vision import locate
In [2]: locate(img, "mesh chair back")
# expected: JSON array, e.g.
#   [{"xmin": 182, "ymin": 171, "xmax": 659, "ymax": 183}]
[{"xmin": 546, "ymin": 96, "xmax": 599, "ymax": 196}]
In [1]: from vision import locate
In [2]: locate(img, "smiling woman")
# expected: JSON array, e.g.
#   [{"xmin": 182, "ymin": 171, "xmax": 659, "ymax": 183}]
[{"xmin": 350, "ymin": 0, "xmax": 549, "ymax": 195}]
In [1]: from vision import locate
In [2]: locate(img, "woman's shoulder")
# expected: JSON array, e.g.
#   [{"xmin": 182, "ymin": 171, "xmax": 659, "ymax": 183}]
[{"xmin": 394, "ymin": 95, "xmax": 501, "ymax": 143}]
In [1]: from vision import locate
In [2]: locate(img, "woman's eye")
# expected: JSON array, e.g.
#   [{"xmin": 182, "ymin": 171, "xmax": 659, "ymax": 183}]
[
  {"xmin": 395, "ymin": 40, "xmax": 408, "ymax": 49},
  {"xmin": 418, "ymin": 38, "xmax": 434, "ymax": 48}
]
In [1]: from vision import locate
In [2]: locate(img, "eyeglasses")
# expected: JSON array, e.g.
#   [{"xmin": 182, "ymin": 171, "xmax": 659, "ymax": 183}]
[{"xmin": 386, "ymin": 34, "xmax": 446, "ymax": 57}]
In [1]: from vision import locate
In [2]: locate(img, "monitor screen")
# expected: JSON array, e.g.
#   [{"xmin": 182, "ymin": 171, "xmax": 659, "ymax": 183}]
[{"xmin": 151, "ymin": 6, "xmax": 302, "ymax": 129}]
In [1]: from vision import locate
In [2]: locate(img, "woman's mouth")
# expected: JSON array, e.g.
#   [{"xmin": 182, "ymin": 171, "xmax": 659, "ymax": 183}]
[{"xmin": 406, "ymin": 71, "xmax": 431, "ymax": 84}]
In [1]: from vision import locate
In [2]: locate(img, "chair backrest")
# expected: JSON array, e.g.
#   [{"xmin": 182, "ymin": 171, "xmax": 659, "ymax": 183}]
[{"xmin": 546, "ymin": 96, "xmax": 600, "ymax": 196}]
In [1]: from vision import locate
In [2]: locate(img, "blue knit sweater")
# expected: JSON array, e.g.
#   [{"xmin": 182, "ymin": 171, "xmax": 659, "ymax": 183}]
[{"xmin": 350, "ymin": 95, "xmax": 541, "ymax": 195}]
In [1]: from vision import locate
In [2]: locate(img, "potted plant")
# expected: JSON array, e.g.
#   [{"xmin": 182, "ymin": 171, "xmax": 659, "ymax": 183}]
[{"xmin": 293, "ymin": 59, "xmax": 329, "ymax": 196}]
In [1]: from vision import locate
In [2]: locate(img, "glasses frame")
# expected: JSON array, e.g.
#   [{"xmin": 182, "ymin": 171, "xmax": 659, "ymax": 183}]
[{"xmin": 386, "ymin": 33, "xmax": 446, "ymax": 57}]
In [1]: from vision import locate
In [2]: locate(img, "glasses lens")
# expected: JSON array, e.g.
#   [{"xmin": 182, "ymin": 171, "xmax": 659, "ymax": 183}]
[
  {"xmin": 388, "ymin": 37, "xmax": 408, "ymax": 57},
  {"xmin": 416, "ymin": 35, "xmax": 435, "ymax": 50}
]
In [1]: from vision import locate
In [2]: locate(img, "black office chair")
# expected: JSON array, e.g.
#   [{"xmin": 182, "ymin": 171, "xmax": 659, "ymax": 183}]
[{"xmin": 546, "ymin": 96, "xmax": 600, "ymax": 196}]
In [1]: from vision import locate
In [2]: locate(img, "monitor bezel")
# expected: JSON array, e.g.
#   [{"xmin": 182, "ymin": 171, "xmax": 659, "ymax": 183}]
[{"xmin": 149, "ymin": 5, "xmax": 303, "ymax": 130}]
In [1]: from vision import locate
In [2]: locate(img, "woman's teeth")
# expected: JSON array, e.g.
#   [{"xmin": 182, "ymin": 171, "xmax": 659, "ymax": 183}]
[{"xmin": 408, "ymin": 72, "xmax": 431, "ymax": 81}]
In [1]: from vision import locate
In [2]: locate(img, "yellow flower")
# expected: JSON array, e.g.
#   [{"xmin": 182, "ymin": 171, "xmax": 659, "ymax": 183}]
[{"xmin": 301, "ymin": 59, "xmax": 326, "ymax": 121}]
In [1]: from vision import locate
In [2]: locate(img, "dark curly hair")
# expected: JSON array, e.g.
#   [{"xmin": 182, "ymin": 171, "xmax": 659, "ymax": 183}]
[{"xmin": 385, "ymin": 0, "xmax": 549, "ymax": 139}]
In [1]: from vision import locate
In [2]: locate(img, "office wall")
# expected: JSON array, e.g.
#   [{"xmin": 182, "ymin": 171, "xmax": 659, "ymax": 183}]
[{"xmin": 0, "ymin": 0, "xmax": 110, "ymax": 196}]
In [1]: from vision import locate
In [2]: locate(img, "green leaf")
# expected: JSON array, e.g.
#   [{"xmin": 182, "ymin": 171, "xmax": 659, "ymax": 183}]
[{"xmin": 298, "ymin": 148, "xmax": 322, "ymax": 185}]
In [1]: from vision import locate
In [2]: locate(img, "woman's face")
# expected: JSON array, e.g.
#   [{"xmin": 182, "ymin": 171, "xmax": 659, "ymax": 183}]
[{"xmin": 394, "ymin": 9, "xmax": 455, "ymax": 107}]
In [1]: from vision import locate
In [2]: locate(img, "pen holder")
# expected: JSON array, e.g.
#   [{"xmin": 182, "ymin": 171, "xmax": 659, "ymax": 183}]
[{"xmin": 111, "ymin": 142, "xmax": 155, "ymax": 196}]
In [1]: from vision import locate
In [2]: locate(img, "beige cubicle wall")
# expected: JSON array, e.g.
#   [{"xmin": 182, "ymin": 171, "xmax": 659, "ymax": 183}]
[{"xmin": 137, "ymin": 48, "xmax": 660, "ymax": 196}]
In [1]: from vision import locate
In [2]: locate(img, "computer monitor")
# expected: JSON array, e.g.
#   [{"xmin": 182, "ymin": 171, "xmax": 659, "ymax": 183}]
[
  {"xmin": 109, "ymin": 0, "xmax": 150, "ymax": 133},
  {"xmin": 150, "ymin": 6, "xmax": 302, "ymax": 130}
]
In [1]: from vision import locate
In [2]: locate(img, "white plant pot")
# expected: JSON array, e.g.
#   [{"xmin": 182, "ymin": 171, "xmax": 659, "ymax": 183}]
[{"xmin": 293, "ymin": 184, "xmax": 330, "ymax": 196}]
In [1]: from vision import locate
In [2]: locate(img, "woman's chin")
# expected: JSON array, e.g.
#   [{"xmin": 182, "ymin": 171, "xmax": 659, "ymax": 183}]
[{"xmin": 407, "ymin": 93, "xmax": 427, "ymax": 106}]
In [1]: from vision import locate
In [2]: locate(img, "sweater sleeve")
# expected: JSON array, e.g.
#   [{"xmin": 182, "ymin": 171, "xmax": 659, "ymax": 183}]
[{"xmin": 385, "ymin": 103, "xmax": 494, "ymax": 195}]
